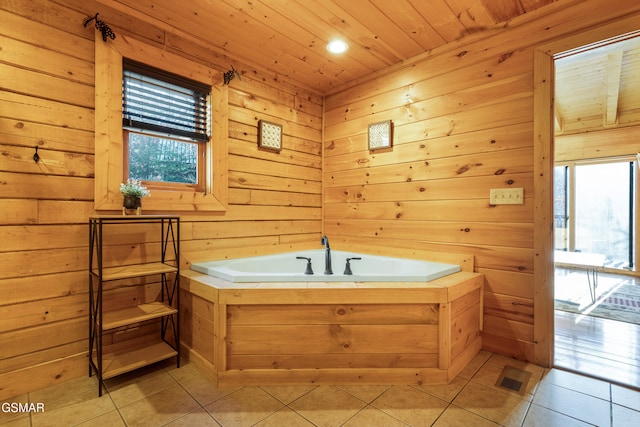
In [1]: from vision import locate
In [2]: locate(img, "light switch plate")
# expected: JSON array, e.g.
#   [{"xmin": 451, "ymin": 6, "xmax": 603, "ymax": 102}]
[{"xmin": 490, "ymin": 188, "xmax": 524, "ymax": 205}]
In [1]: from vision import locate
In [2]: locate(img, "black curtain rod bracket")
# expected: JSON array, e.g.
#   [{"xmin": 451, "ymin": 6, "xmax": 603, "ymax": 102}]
[
  {"xmin": 83, "ymin": 13, "xmax": 116, "ymax": 42},
  {"xmin": 223, "ymin": 65, "xmax": 241, "ymax": 85}
]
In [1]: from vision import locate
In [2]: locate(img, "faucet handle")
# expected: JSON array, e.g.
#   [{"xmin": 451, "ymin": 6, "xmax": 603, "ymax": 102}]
[
  {"xmin": 296, "ymin": 256, "xmax": 314, "ymax": 275},
  {"xmin": 344, "ymin": 257, "xmax": 361, "ymax": 275}
]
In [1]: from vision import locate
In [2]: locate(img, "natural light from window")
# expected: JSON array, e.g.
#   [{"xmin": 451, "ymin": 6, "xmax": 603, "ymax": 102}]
[{"xmin": 554, "ymin": 160, "xmax": 636, "ymax": 269}]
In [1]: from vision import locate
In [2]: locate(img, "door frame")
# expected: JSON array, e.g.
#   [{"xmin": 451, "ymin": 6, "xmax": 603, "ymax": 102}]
[{"xmin": 533, "ymin": 19, "xmax": 640, "ymax": 366}]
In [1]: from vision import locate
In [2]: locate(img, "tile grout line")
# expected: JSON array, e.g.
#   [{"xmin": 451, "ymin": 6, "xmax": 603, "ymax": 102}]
[
  {"xmin": 109, "ymin": 392, "xmax": 129, "ymax": 427},
  {"xmin": 170, "ymin": 370, "xmax": 225, "ymax": 426}
]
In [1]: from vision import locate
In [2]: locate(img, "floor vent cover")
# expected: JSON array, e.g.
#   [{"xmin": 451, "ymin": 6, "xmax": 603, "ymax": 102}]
[{"xmin": 495, "ymin": 366, "xmax": 532, "ymax": 395}]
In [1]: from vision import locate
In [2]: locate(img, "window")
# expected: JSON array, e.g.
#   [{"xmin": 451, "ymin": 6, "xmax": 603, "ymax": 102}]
[
  {"xmin": 554, "ymin": 159, "xmax": 636, "ymax": 269},
  {"xmin": 123, "ymin": 59, "xmax": 209, "ymax": 191},
  {"xmin": 94, "ymin": 34, "xmax": 228, "ymax": 212},
  {"xmin": 575, "ymin": 161, "xmax": 634, "ymax": 268}
]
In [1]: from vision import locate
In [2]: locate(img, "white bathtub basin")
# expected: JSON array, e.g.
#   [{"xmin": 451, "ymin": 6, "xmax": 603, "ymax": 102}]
[{"xmin": 190, "ymin": 250, "xmax": 461, "ymax": 282}]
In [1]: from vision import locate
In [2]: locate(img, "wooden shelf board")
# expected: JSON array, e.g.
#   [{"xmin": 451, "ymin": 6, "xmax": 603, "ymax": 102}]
[
  {"xmin": 90, "ymin": 215, "xmax": 180, "ymax": 220},
  {"xmin": 96, "ymin": 340, "xmax": 178, "ymax": 380},
  {"xmin": 97, "ymin": 262, "xmax": 178, "ymax": 281},
  {"xmin": 103, "ymin": 302, "xmax": 177, "ymax": 330}
]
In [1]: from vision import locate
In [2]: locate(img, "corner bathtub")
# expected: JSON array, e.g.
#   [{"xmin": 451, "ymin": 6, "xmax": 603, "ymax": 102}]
[
  {"xmin": 190, "ymin": 250, "xmax": 461, "ymax": 283},
  {"xmin": 180, "ymin": 250, "xmax": 483, "ymax": 387}
]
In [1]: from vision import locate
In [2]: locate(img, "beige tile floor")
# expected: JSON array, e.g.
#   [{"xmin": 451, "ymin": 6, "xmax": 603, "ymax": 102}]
[{"xmin": 2, "ymin": 351, "xmax": 639, "ymax": 426}]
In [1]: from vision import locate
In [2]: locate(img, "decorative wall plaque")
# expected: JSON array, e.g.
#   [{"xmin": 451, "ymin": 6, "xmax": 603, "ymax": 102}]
[
  {"xmin": 368, "ymin": 120, "xmax": 393, "ymax": 150},
  {"xmin": 258, "ymin": 120, "xmax": 283, "ymax": 152}
]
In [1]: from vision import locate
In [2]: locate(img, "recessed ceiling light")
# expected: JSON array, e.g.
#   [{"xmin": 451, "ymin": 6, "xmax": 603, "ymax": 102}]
[{"xmin": 327, "ymin": 39, "xmax": 349, "ymax": 54}]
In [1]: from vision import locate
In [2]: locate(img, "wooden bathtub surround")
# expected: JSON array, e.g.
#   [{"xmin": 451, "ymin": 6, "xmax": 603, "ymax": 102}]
[{"xmin": 180, "ymin": 263, "xmax": 483, "ymax": 386}]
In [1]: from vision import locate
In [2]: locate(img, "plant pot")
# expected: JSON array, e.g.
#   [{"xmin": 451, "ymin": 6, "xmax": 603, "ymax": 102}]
[{"xmin": 123, "ymin": 195, "xmax": 142, "ymax": 209}]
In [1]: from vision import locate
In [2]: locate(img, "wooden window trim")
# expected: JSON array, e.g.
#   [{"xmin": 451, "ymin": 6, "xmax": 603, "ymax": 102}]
[{"xmin": 95, "ymin": 34, "xmax": 228, "ymax": 212}]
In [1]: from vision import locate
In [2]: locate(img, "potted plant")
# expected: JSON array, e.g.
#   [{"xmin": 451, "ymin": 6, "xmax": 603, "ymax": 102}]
[{"xmin": 120, "ymin": 178, "xmax": 150, "ymax": 214}]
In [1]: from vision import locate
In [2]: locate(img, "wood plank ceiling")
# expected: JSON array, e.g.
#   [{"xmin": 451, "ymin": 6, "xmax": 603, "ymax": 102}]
[
  {"xmin": 555, "ymin": 36, "xmax": 640, "ymax": 135},
  {"xmin": 98, "ymin": 0, "xmax": 556, "ymax": 93},
  {"xmin": 98, "ymin": 0, "xmax": 639, "ymax": 134}
]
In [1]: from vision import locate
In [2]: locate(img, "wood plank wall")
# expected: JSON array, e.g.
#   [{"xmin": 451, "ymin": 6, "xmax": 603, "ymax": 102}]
[
  {"xmin": 3, "ymin": 0, "xmax": 640, "ymax": 401},
  {"xmin": 0, "ymin": 0, "xmax": 322, "ymax": 400},
  {"xmin": 323, "ymin": 0, "xmax": 640, "ymax": 364}
]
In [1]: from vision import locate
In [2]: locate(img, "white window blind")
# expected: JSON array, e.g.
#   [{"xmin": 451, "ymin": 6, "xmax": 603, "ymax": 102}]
[{"xmin": 122, "ymin": 59, "xmax": 210, "ymax": 142}]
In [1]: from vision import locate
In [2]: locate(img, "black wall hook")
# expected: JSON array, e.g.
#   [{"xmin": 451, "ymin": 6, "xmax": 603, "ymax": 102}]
[{"xmin": 33, "ymin": 146, "xmax": 40, "ymax": 163}]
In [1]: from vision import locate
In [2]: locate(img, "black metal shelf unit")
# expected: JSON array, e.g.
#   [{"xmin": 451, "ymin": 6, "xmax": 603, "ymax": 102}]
[{"xmin": 88, "ymin": 215, "xmax": 180, "ymax": 396}]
